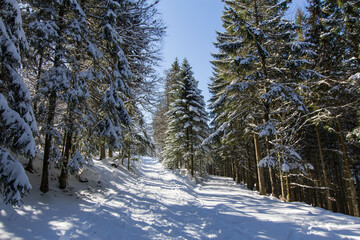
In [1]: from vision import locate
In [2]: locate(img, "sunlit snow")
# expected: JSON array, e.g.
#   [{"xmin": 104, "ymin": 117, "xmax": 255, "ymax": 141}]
[{"xmin": 0, "ymin": 157, "xmax": 359, "ymax": 239}]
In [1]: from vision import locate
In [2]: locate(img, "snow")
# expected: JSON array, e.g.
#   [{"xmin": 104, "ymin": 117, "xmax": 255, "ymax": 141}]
[
  {"xmin": 257, "ymin": 120, "xmax": 277, "ymax": 138},
  {"xmin": 0, "ymin": 19, "xmax": 21, "ymax": 66},
  {"xmin": 0, "ymin": 148, "xmax": 32, "ymax": 206},
  {"xmin": 1, "ymin": 157, "xmax": 360, "ymax": 239},
  {"xmin": 0, "ymin": 94, "xmax": 36, "ymax": 158}
]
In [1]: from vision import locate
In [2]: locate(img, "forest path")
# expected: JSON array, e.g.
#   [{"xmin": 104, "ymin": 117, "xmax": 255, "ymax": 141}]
[
  {"xmin": 0, "ymin": 157, "xmax": 360, "ymax": 239},
  {"xmin": 132, "ymin": 157, "xmax": 360, "ymax": 240}
]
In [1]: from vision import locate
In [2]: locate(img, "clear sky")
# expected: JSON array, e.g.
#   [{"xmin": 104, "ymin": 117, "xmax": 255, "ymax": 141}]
[
  {"xmin": 157, "ymin": 0, "xmax": 307, "ymax": 104},
  {"xmin": 157, "ymin": 0, "xmax": 224, "ymax": 103}
]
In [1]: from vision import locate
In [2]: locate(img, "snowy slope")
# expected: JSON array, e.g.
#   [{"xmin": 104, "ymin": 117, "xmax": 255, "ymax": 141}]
[{"xmin": 1, "ymin": 157, "xmax": 360, "ymax": 240}]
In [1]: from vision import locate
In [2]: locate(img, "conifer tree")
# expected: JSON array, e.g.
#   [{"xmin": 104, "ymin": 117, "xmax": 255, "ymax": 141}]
[
  {"xmin": 83, "ymin": 0, "xmax": 163, "ymax": 162},
  {"xmin": 0, "ymin": 0, "xmax": 35, "ymax": 205},
  {"xmin": 304, "ymin": 0, "xmax": 360, "ymax": 216},
  {"xmin": 163, "ymin": 59, "xmax": 210, "ymax": 176},
  {"xmin": 23, "ymin": 0, "xmax": 97, "ymax": 192},
  {"xmin": 153, "ymin": 59, "xmax": 180, "ymax": 153},
  {"xmin": 208, "ymin": 0, "xmax": 314, "ymax": 197}
]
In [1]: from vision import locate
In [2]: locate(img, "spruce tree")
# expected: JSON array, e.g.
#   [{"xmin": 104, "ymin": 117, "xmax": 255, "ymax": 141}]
[
  {"xmin": 153, "ymin": 59, "xmax": 181, "ymax": 153},
  {"xmin": 0, "ymin": 0, "xmax": 35, "ymax": 205},
  {"xmin": 304, "ymin": 0, "xmax": 360, "ymax": 216},
  {"xmin": 208, "ymin": 0, "xmax": 314, "ymax": 197},
  {"xmin": 24, "ymin": 0, "xmax": 96, "ymax": 192},
  {"xmin": 163, "ymin": 59, "xmax": 210, "ymax": 176}
]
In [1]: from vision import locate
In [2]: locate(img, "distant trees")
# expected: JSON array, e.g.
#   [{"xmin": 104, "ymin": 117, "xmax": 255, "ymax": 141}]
[
  {"xmin": 207, "ymin": 0, "xmax": 360, "ymax": 216},
  {"xmin": 155, "ymin": 59, "xmax": 210, "ymax": 176}
]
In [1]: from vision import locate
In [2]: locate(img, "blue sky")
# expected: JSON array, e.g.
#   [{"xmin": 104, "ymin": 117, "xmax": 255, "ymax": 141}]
[
  {"xmin": 157, "ymin": 0, "xmax": 224, "ymax": 103},
  {"xmin": 157, "ymin": 0, "xmax": 307, "ymax": 104}
]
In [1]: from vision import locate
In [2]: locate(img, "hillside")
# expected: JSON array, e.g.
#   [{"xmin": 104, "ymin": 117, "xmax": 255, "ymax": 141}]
[{"xmin": 0, "ymin": 157, "xmax": 359, "ymax": 240}]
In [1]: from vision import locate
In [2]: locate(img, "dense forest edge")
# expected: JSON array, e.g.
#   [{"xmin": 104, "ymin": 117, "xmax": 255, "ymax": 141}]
[
  {"xmin": 1, "ymin": 0, "xmax": 360, "ymax": 220},
  {"xmin": 153, "ymin": 0, "xmax": 360, "ymax": 217}
]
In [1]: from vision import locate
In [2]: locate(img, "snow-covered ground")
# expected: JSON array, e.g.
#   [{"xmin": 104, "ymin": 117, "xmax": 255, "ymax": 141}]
[{"xmin": 1, "ymin": 157, "xmax": 360, "ymax": 240}]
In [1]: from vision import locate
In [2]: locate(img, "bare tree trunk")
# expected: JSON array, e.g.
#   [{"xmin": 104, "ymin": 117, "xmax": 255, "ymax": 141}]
[
  {"xmin": 108, "ymin": 147, "xmax": 113, "ymax": 158},
  {"xmin": 59, "ymin": 129, "xmax": 73, "ymax": 189},
  {"xmin": 127, "ymin": 148, "xmax": 131, "ymax": 171},
  {"xmin": 278, "ymin": 157, "xmax": 285, "ymax": 200},
  {"xmin": 191, "ymin": 143, "xmax": 194, "ymax": 176},
  {"xmin": 315, "ymin": 125, "xmax": 333, "ymax": 211},
  {"xmin": 275, "ymin": 135, "xmax": 285, "ymax": 200},
  {"xmin": 269, "ymin": 167, "xmax": 277, "ymax": 196},
  {"xmin": 336, "ymin": 117, "xmax": 359, "ymax": 217},
  {"xmin": 231, "ymin": 157, "xmax": 236, "ymax": 181},
  {"xmin": 254, "ymin": 131, "xmax": 266, "ymax": 195},
  {"xmin": 120, "ymin": 149, "xmax": 124, "ymax": 165},
  {"xmin": 334, "ymin": 152, "xmax": 347, "ymax": 214},
  {"xmin": 285, "ymin": 173, "xmax": 291, "ymax": 202},
  {"xmin": 100, "ymin": 138, "xmax": 106, "ymax": 160},
  {"xmin": 40, "ymin": 91, "xmax": 57, "ymax": 193}
]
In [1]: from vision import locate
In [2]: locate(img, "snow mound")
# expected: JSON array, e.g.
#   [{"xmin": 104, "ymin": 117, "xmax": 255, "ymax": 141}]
[{"xmin": 78, "ymin": 167, "xmax": 100, "ymax": 183}]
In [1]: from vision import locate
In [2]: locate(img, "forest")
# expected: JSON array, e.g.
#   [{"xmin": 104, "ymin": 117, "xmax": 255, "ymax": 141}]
[
  {"xmin": 1, "ymin": 0, "xmax": 360, "ymax": 224},
  {"xmin": 1, "ymin": 0, "xmax": 164, "ymax": 205},
  {"xmin": 153, "ymin": 0, "xmax": 360, "ymax": 217}
]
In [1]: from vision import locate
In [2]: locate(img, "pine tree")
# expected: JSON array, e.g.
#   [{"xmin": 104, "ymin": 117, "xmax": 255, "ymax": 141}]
[
  {"xmin": 23, "ymin": 0, "xmax": 95, "ymax": 192},
  {"xmin": 153, "ymin": 59, "xmax": 181, "ymax": 153},
  {"xmin": 0, "ymin": 0, "xmax": 35, "ymax": 205},
  {"xmin": 89, "ymin": 0, "xmax": 132, "ymax": 161},
  {"xmin": 208, "ymin": 0, "xmax": 314, "ymax": 198},
  {"xmin": 303, "ymin": 0, "xmax": 360, "ymax": 216},
  {"xmin": 163, "ymin": 59, "xmax": 210, "ymax": 176},
  {"xmin": 83, "ymin": 0, "xmax": 163, "ymax": 162}
]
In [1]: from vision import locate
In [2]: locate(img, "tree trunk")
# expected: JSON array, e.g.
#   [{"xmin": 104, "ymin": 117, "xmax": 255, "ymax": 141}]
[
  {"xmin": 27, "ymin": 51, "xmax": 43, "ymax": 174},
  {"xmin": 191, "ymin": 143, "xmax": 194, "ymax": 176},
  {"xmin": 233, "ymin": 149, "xmax": 241, "ymax": 184},
  {"xmin": 25, "ymin": 158, "xmax": 34, "ymax": 173},
  {"xmin": 40, "ymin": 91, "xmax": 57, "ymax": 193},
  {"xmin": 278, "ymin": 158, "xmax": 285, "ymax": 200},
  {"xmin": 59, "ymin": 129, "xmax": 73, "ymax": 189},
  {"xmin": 109, "ymin": 147, "xmax": 113, "ymax": 158},
  {"xmin": 100, "ymin": 138, "xmax": 106, "ymax": 160},
  {"xmin": 246, "ymin": 142, "xmax": 253, "ymax": 190},
  {"xmin": 315, "ymin": 125, "xmax": 333, "ymax": 211},
  {"xmin": 32, "ymin": 49, "xmax": 44, "ymax": 118},
  {"xmin": 336, "ymin": 117, "xmax": 359, "ymax": 217},
  {"xmin": 254, "ymin": 131, "xmax": 266, "ymax": 195},
  {"xmin": 269, "ymin": 167, "xmax": 277, "ymax": 197},
  {"xmin": 334, "ymin": 152, "xmax": 347, "ymax": 214},
  {"xmin": 285, "ymin": 173, "xmax": 291, "ymax": 202},
  {"xmin": 120, "ymin": 149, "xmax": 124, "ymax": 165},
  {"xmin": 127, "ymin": 148, "xmax": 131, "ymax": 171},
  {"xmin": 40, "ymin": 134, "xmax": 52, "ymax": 193},
  {"xmin": 276, "ymin": 135, "xmax": 285, "ymax": 200},
  {"xmin": 231, "ymin": 157, "xmax": 236, "ymax": 181}
]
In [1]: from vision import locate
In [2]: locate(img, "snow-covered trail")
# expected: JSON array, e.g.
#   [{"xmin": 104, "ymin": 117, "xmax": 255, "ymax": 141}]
[
  {"xmin": 1, "ymin": 157, "xmax": 360, "ymax": 240},
  {"xmin": 196, "ymin": 175, "xmax": 360, "ymax": 239}
]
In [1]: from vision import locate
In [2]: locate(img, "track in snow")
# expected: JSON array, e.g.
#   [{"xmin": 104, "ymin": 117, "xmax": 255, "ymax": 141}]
[{"xmin": 0, "ymin": 156, "xmax": 360, "ymax": 240}]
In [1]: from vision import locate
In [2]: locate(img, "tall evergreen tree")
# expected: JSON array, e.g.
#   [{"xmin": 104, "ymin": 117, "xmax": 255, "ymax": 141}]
[
  {"xmin": 153, "ymin": 59, "xmax": 180, "ymax": 153},
  {"xmin": 163, "ymin": 59, "xmax": 210, "ymax": 176},
  {"xmin": 208, "ymin": 0, "xmax": 313, "ymax": 197},
  {"xmin": 303, "ymin": 0, "xmax": 360, "ymax": 216},
  {"xmin": 0, "ymin": 0, "xmax": 35, "ymax": 205}
]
